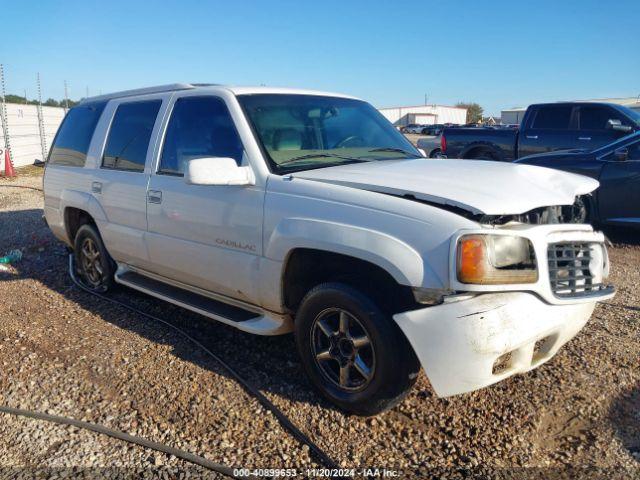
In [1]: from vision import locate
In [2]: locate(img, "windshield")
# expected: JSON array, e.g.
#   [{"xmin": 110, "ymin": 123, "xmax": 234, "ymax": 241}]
[
  {"xmin": 593, "ymin": 131, "xmax": 640, "ymax": 155},
  {"xmin": 620, "ymin": 105, "xmax": 640, "ymax": 126},
  {"xmin": 238, "ymin": 94, "xmax": 421, "ymax": 173}
]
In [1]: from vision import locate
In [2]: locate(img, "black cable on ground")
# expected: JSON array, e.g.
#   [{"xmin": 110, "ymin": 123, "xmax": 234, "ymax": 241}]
[
  {"xmin": 0, "ymin": 184, "xmax": 43, "ymax": 191},
  {"xmin": 67, "ymin": 256, "xmax": 341, "ymax": 472},
  {"xmin": 0, "ymin": 405, "xmax": 240, "ymax": 478}
]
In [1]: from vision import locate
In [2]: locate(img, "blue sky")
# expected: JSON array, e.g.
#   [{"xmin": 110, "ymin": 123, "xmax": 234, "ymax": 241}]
[{"xmin": 2, "ymin": 0, "xmax": 638, "ymax": 115}]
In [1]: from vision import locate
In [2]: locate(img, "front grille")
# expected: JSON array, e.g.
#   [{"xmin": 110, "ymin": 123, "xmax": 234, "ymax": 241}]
[{"xmin": 548, "ymin": 242, "xmax": 607, "ymax": 298}]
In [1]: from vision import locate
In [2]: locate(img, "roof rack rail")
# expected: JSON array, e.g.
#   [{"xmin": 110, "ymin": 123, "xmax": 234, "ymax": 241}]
[{"xmin": 80, "ymin": 83, "xmax": 199, "ymax": 104}]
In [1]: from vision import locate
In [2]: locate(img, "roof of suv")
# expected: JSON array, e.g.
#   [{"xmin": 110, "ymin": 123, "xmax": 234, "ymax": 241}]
[{"xmin": 80, "ymin": 83, "xmax": 358, "ymax": 104}]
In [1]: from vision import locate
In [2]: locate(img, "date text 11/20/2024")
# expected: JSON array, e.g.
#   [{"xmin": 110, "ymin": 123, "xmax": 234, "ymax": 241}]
[{"xmin": 232, "ymin": 468, "xmax": 401, "ymax": 477}]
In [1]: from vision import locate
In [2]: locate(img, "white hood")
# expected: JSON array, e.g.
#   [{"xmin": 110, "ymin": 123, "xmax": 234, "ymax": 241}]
[{"xmin": 292, "ymin": 158, "xmax": 599, "ymax": 216}]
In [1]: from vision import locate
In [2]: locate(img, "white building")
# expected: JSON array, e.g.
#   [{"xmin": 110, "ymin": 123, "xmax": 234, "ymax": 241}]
[
  {"xmin": 378, "ymin": 104, "xmax": 467, "ymax": 127},
  {"xmin": 501, "ymin": 97, "xmax": 640, "ymax": 126},
  {"xmin": 1, "ymin": 103, "xmax": 66, "ymax": 168}
]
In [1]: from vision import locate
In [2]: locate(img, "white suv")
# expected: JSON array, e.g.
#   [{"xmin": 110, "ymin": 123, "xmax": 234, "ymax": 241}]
[{"xmin": 43, "ymin": 84, "xmax": 614, "ymax": 415}]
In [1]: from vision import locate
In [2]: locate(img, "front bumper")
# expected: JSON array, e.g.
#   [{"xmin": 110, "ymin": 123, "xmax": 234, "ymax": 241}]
[{"xmin": 394, "ymin": 291, "xmax": 605, "ymax": 397}]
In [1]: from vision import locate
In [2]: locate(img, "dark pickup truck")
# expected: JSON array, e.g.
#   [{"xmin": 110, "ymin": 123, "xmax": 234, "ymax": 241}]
[{"xmin": 441, "ymin": 102, "xmax": 640, "ymax": 161}]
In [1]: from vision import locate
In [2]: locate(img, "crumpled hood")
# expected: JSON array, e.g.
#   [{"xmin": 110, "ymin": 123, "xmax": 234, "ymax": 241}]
[{"xmin": 292, "ymin": 158, "xmax": 599, "ymax": 215}]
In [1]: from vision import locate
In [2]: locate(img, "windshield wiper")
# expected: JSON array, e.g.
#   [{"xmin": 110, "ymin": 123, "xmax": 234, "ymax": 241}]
[
  {"xmin": 278, "ymin": 153, "xmax": 369, "ymax": 167},
  {"xmin": 367, "ymin": 147, "xmax": 418, "ymax": 157}
]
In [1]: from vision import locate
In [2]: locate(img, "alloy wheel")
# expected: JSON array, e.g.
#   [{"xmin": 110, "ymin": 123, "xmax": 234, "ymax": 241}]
[
  {"xmin": 311, "ymin": 308, "xmax": 376, "ymax": 392},
  {"xmin": 80, "ymin": 237, "xmax": 104, "ymax": 287}
]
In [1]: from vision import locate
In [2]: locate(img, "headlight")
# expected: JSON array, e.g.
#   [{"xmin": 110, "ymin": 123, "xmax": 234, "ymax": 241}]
[{"xmin": 457, "ymin": 234, "xmax": 538, "ymax": 284}]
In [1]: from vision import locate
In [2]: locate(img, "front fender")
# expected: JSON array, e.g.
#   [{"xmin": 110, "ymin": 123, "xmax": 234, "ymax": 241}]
[{"xmin": 265, "ymin": 217, "xmax": 431, "ymax": 287}]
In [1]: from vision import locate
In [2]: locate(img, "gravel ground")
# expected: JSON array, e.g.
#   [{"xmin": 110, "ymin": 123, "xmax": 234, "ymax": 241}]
[{"xmin": 0, "ymin": 169, "xmax": 639, "ymax": 478}]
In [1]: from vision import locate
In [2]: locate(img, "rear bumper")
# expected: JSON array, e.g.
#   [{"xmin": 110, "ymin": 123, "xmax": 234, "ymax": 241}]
[{"xmin": 393, "ymin": 291, "xmax": 605, "ymax": 397}]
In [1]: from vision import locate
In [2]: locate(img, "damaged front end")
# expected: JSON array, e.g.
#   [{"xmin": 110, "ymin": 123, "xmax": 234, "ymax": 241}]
[
  {"xmin": 400, "ymin": 193, "xmax": 592, "ymax": 226},
  {"xmin": 479, "ymin": 195, "xmax": 591, "ymax": 226}
]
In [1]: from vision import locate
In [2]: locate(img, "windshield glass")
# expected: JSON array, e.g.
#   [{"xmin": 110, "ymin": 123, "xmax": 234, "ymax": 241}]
[
  {"xmin": 621, "ymin": 105, "xmax": 640, "ymax": 126},
  {"xmin": 593, "ymin": 131, "xmax": 640, "ymax": 155},
  {"xmin": 238, "ymin": 94, "xmax": 421, "ymax": 173}
]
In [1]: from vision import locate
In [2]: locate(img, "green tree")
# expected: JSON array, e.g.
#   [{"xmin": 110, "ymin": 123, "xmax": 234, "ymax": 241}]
[
  {"xmin": 456, "ymin": 102, "xmax": 484, "ymax": 124},
  {"xmin": 4, "ymin": 94, "xmax": 27, "ymax": 104},
  {"xmin": 3, "ymin": 92, "xmax": 79, "ymax": 107},
  {"xmin": 43, "ymin": 98, "xmax": 60, "ymax": 107}
]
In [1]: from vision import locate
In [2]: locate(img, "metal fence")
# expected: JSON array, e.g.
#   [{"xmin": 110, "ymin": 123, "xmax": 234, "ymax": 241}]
[{"xmin": 0, "ymin": 102, "xmax": 65, "ymax": 167}]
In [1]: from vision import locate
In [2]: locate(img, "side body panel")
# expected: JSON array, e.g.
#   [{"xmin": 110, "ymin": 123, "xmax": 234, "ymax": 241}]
[
  {"xmin": 86, "ymin": 94, "xmax": 171, "ymax": 267},
  {"xmin": 442, "ymin": 128, "xmax": 517, "ymax": 160},
  {"xmin": 598, "ymin": 156, "xmax": 640, "ymax": 225},
  {"xmin": 144, "ymin": 89, "xmax": 267, "ymax": 302}
]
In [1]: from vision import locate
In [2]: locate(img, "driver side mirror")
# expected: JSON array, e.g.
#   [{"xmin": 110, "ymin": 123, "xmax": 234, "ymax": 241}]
[
  {"xmin": 606, "ymin": 118, "xmax": 633, "ymax": 133},
  {"xmin": 613, "ymin": 147, "xmax": 629, "ymax": 161},
  {"xmin": 185, "ymin": 157, "xmax": 255, "ymax": 186}
]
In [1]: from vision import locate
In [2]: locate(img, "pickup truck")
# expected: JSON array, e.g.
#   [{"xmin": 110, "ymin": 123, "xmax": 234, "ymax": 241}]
[
  {"xmin": 44, "ymin": 84, "xmax": 614, "ymax": 415},
  {"xmin": 441, "ymin": 102, "xmax": 640, "ymax": 161}
]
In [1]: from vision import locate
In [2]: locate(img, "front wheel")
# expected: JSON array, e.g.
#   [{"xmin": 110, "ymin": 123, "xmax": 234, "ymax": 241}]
[{"xmin": 295, "ymin": 283, "xmax": 419, "ymax": 416}]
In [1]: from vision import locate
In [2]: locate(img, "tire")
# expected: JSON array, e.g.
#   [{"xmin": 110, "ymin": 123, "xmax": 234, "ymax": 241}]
[
  {"xmin": 471, "ymin": 150, "xmax": 498, "ymax": 161},
  {"xmin": 73, "ymin": 223, "xmax": 116, "ymax": 292},
  {"xmin": 421, "ymin": 128, "xmax": 429, "ymax": 135},
  {"xmin": 295, "ymin": 283, "xmax": 420, "ymax": 416},
  {"xmin": 562, "ymin": 195, "xmax": 591, "ymax": 224}
]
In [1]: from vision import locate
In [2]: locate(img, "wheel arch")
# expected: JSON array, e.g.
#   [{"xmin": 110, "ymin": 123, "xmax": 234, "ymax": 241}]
[
  {"xmin": 460, "ymin": 143, "xmax": 504, "ymax": 161},
  {"xmin": 60, "ymin": 190, "xmax": 107, "ymax": 245},
  {"xmin": 279, "ymin": 247, "xmax": 421, "ymax": 315}
]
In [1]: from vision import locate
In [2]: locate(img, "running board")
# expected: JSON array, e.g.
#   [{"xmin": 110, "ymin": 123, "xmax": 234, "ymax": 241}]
[{"xmin": 115, "ymin": 270, "xmax": 292, "ymax": 335}]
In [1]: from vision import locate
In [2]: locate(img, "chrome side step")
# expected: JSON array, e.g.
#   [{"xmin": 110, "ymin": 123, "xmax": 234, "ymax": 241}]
[{"xmin": 115, "ymin": 270, "xmax": 292, "ymax": 335}]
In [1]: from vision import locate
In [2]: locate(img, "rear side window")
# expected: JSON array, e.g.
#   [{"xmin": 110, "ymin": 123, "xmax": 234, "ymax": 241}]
[
  {"xmin": 579, "ymin": 106, "xmax": 617, "ymax": 130},
  {"xmin": 48, "ymin": 102, "xmax": 106, "ymax": 167},
  {"xmin": 102, "ymin": 100, "xmax": 162, "ymax": 172},
  {"xmin": 531, "ymin": 106, "xmax": 573, "ymax": 129},
  {"xmin": 159, "ymin": 96, "xmax": 244, "ymax": 175}
]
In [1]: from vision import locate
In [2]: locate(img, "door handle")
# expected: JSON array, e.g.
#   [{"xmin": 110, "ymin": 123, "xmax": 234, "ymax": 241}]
[
  {"xmin": 91, "ymin": 182, "xmax": 102, "ymax": 194},
  {"xmin": 147, "ymin": 190, "xmax": 162, "ymax": 204},
  {"xmin": 525, "ymin": 135, "xmax": 538, "ymax": 140},
  {"xmin": 578, "ymin": 136, "xmax": 592, "ymax": 141}
]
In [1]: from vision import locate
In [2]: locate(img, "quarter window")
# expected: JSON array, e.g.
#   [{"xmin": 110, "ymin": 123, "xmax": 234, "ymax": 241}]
[
  {"xmin": 159, "ymin": 96, "xmax": 244, "ymax": 176},
  {"xmin": 48, "ymin": 101, "xmax": 106, "ymax": 167},
  {"xmin": 102, "ymin": 100, "xmax": 162, "ymax": 172},
  {"xmin": 531, "ymin": 106, "xmax": 573, "ymax": 129}
]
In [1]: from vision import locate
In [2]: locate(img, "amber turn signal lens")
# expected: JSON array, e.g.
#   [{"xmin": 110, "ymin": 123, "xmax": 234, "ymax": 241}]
[
  {"xmin": 456, "ymin": 234, "xmax": 538, "ymax": 285},
  {"xmin": 457, "ymin": 236, "xmax": 490, "ymax": 284}
]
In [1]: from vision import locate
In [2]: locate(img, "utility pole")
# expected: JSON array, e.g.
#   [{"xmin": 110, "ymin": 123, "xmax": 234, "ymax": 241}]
[
  {"xmin": 0, "ymin": 64, "xmax": 11, "ymax": 159},
  {"xmin": 86, "ymin": 86, "xmax": 89, "ymax": 99},
  {"xmin": 24, "ymin": 89, "xmax": 27, "ymax": 104},
  {"xmin": 64, "ymin": 80, "xmax": 69, "ymax": 111},
  {"xmin": 424, "ymin": 93, "xmax": 428, "ymax": 106},
  {"xmin": 36, "ymin": 73, "xmax": 47, "ymax": 162}
]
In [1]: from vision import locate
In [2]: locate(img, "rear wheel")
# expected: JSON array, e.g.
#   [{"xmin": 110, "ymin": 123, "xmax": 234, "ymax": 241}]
[
  {"xmin": 74, "ymin": 224, "xmax": 115, "ymax": 292},
  {"xmin": 295, "ymin": 283, "xmax": 419, "ymax": 416},
  {"xmin": 471, "ymin": 149, "xmax": 498, "ymax": 161}
]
